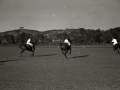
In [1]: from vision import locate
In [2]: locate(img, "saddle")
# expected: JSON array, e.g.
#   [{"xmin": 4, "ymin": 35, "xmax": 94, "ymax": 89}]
[
  {"xmin": 26, "ymin": 44, "xmax": 32, "ymax": 50},
  {"xmin": 115, "ymin": 43, "xmax": 120, "ymax": 48},
  {"xmin": 60, "ymin": 43, "xmax": 71, "ymax": 50}
]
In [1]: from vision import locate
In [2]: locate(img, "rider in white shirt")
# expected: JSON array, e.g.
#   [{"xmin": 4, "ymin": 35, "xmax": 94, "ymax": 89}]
[
  {"xmin": 64, "ymin": 36, "xmax": 72, "ymax": 46},
  {"xmin": 111, "ymin": 38, "xmax": 119, "ymax": 50},
  {"xmin": 64, "ymin": 38, "xmax": 71, "ymax": 46},
  {"xmin": 111, "ymin": 38, "xmax": 118, "ymax": 45},
  {"xmin": 26, "ymin": 38, "xmax": 34, "ymax": 50},
  {"xmin": 64, "ymin": 37, "xmax": 72, "ymax": 50}
]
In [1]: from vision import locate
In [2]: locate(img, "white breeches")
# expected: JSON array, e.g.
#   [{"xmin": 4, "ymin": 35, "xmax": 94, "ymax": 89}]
[
  {"xmin": 27, "ymin": 42, "xmax": 33, "ymax": 46},
  {"xmin": 64, "ymin": 41, "xmax": 71, "ymax": 46}
]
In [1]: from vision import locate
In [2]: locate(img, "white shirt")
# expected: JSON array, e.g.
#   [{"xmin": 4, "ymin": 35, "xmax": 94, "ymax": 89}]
[
  {"xmin": 26, "ymin": 38, "xmax": 33, "ymax": 46},
  {"xmin": 26, "ymin": 38, "xmax": 31, "ymax": 44},
  {"xmin": 64, "ymin": 39, "xmax": 71, "ymax": 46},
  {"xmin": 112, "ymin": 38, "xmax": 118, "ymax": 45}
]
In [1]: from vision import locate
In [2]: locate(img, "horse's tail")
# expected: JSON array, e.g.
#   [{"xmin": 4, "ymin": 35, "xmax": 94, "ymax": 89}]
[
  {"xmin": 59, "ymin": 43, "xmax": 64, "ymax": 49},
  {"xmin": 18, "ymin": 44, "xmax": 22, "ymax": 48}
]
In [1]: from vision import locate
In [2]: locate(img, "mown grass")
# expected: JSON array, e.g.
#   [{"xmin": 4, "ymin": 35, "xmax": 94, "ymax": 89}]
[{"xmin": 0, "ymin": 47, "xmax": 120, "ymax": 90}]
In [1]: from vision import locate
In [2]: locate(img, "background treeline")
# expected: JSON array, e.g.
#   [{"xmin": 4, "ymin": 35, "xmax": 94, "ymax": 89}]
[{"xmin": 0, "ymin": 27, "xmax": 120, "ymax": 46}]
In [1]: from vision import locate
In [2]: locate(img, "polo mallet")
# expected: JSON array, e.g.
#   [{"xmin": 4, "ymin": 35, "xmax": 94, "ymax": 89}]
[{"xmin": 109, "ymin": 30, "xmax": 113, "ymax": 38}]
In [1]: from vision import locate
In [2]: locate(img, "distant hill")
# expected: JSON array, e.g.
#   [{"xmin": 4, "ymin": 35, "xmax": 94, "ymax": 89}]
[
  {"xmin": 42, "ymin": 29, "xmax": 64, "ymax": 35},
  {"xmin": 0, "ymin": 28, "xmax": 78, "ymax": 36},
  {"xmin": 42, "ymin": 29, "xmax": 80, "ymax": 35},
  {"xmin": 0, "ymin": 29, "xmax": 41, "ymax": 36},
  {"xmin": 0, "ymin": 28, "xmax": 89, "ymax": 37}
]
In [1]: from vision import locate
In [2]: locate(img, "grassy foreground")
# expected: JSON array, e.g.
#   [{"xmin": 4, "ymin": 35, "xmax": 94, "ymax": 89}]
[{"xmin": 0, "ymin": 47, "xmax": 120, "ymax": 90}]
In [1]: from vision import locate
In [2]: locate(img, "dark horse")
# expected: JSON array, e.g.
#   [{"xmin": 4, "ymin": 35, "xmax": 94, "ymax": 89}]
[
  {"xmin": 113, "ymin": 44, "xmax": 120, "ymax": 54},
  {"xmin": 59, "ymin": 43, "xmax": 71, "ymax": 59},
  {"xmin": 18, "ymin": 43, "xmax": 35, "ymax": 57},
  {"xmin": 59, "ymin": 37, "xmax": 72, "ymax": 59}
]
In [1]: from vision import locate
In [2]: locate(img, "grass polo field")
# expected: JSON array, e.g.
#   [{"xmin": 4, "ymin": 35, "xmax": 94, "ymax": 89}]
[{"xmin": 0, "ymin": 46, "xmax": 120, "ymax": 90}]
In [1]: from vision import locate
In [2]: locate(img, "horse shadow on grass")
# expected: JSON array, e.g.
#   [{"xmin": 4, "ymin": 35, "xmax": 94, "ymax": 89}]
[
  {"xmin": 69, "ymin": 55, "xmax": 89, "ymax": 59},
  {"xmin": 35, "ymin": 54, "xmax": 57, "ymax": 57},
  {"xmin": 0, "ymin": 59, "xmax": 22, "ymax": 65}
]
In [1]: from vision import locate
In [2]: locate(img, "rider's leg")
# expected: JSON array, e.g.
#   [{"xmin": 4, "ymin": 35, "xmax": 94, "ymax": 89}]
[
  {"xmin": 27, "ymin": 43, "xmax": 34, "ymax": 50},
  {"xmin": 116, "ymin": 44, "xmax": 120, "ymax": 54},
  {"xmin": 31, "ymin": 45, "xmax": 34, "ymax": 50},
  {"xmin": 69, "ymin": 45, "xmax": 71, "ymax": 54},
  {"xmin": 113, "ymin": 45, "xmax": 115, "ymax": 51}
]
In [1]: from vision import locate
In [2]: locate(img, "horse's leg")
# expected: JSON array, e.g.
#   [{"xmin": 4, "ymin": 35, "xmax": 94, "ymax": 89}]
[
  {"xmin": 113, "ymin": 46, "xmax": 115, "ymax": 52},
  {"xmin": 20, "ymin": 50, "xmax": 25, "ymax": 57},
  {"xmin": 61, "ymin": 49, "xmax": 67, "ymax": 59},
  {"xmin": 117, "ymin": 45, "xmax": 120, "ymax": 54},
  {"xmin": 115, "ymin": 49, "xmax": 116, "ymax": 53},
  {"xmin": 118, "ymin": 48, "xmax": 120, "ymax": 54},
  {"xmin": 30, "ymin": 50, "xmax": 34, "ymax": 57},
  {"xmin": 64, "ymin": 50, "xmax": 68, "ymax": 59},
  {"xmin": 117, "ymin": 49, "xmax": 119, "ymax": 54},
  {"xmin": 69, "ymin": 48, "xmax": 72, "ymax": 54},
  {"xmin": 61, "ymin": 49, "xmax": 65, "ymax": 55},
  {"xmin": 66, "ymin": 50, "xmax": 68, "ymax": 54},
  {"xmin": 68, "ymin": 46, "xmax": 72, "ymax": 54},
  {"xmin": 32, "ymin": 51, "xmax": 34, "ymax": 57},
  {"xmin": 115, "ymin": 46, "xmax": 119, "ymax": 54}
]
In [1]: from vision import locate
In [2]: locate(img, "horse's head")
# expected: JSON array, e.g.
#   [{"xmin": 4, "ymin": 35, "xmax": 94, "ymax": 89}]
[
  {"xmin": 18, "ymin": 44, "xmax": 22, "ymax": 48},
  {"xmin": 67, "ymin": 37, "xmax": 72, "ymax": 44},
  {"xmin": 59, "ymin": 43, "xmax": 62, "ymax": 46}
]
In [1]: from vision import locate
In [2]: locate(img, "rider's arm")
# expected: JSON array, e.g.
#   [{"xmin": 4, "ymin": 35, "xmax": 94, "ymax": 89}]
[{"xmin": 27, "ymin": 39, "xmax": 31, "ymax": 43}]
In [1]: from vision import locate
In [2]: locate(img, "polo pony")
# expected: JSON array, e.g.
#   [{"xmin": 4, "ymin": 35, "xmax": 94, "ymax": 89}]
[
  {"xmin": 113, "ymin": 44, "xmax": 120, "ymax": 54},
  {"xmin": 59, "ymin": 37, "xmax": 72, "ymax": 59},
  {"xmin": 18, "ymin": 43, "xmax": 35, "ymax": 57}
]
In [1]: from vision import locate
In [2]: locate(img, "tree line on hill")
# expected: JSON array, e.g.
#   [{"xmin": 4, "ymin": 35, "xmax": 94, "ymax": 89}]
[{"xmin": 0, "ymin": 27, "xmax": 120, "ymax": 46}]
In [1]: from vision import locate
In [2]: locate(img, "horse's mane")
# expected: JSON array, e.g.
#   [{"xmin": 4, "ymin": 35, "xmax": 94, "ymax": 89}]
[
  {"xmin": 60, "ymin": 43, "xmax": 67, "ymax": 46},
  {"xmin": 18, "ymin": 43, "xmax": 26, "ymax": 48},
  {"xmin": 68, "ymin": 38, "xmax": 72, "ymax": 44},
  {"xmin": 19, "ymin": 42, "xmax": 35, "ymax": 47}
]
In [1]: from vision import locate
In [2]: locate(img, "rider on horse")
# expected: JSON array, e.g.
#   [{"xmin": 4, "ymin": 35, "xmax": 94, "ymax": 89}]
[
  {"xmin": 111, "ymin": 37, "xmax": 119, "ymax": 50},
  {"xmin": 26, "ymin": 37, "xmax": 34, "ymax": 51},
  {"xmin": 64, "ymin": 37, "xmax": 72, "ymax": 49}
]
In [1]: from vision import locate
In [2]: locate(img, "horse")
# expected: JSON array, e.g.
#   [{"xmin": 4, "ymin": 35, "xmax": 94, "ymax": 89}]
[
  {"xmin": 59, "ymin": 43, "xmax": 72, "ymax": 59},
  {"xmin": 18, "ymin": 43, "xmax": 35, "ymax": 57},
  {"xmin": 113, "ymin": 43, "xmax": 120, "ymax": 54}
]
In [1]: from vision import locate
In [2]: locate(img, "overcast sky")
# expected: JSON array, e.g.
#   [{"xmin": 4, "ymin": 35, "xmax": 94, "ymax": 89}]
[{"xmin": 0, "ymin": 0, "xmax": 120, "ymax": 32}]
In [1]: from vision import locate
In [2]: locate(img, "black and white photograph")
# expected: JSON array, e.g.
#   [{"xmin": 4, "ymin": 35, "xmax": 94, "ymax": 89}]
[{"xmin": 0, "ymin": 0, "xmax": 120, "ymax": 90}]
